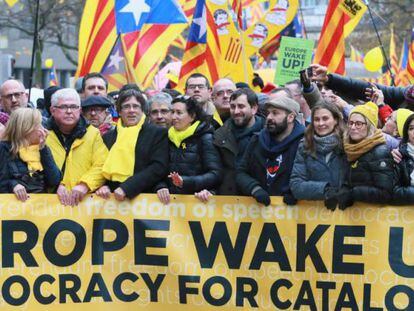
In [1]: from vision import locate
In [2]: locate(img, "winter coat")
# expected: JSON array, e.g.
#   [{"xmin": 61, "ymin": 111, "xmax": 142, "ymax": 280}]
[
  {"xmin": 103, "ymin": 120, "xmax": 169, "ymax": 199},
  {"xmin": 348, "ymin": 144, "xmax": 394, "ymax": 204},
  {"xmin": 236, "ymin": 121, "xmax": 305, "ymax": 196},
  {"xmin": 290, "ymin": 141, "xmax": 348, "ymax": 200},
  {"xmin": 157, "ymin": 121, "xmax": 222, "ymax": 194},
  {"xmin": 45, "ymin": 116, "xmax": 108, "ymax": 191},
  {"xmin": 213, "ymin": 117, "xmax": 264, "ymax": 195},
  {"xmin": 0, "ymin": 142, "xmax": 61, "ymax": 193},
  {"xmin": 327, "ymin": 73, "xmax": 409, "ymax": 110},
  {"xmin": 393, "ymin": 143, "xmax": 414, "ymax": 204}
]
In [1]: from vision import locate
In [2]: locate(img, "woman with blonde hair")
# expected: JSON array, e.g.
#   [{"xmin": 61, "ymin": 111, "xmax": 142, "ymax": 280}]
[
  {"xmin": 0, "ymin": 108, "xmax": 61, "ymax": 201},
  {"xmin": 338, "ymin": 101, "xmax": 394, "ymax": 208}
]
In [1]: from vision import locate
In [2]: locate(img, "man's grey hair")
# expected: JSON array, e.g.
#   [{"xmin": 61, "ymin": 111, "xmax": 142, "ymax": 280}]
[
  {"xmin": 148, "ymin": 92, "xmax": 173, "ymax": 110},
  {"xmin": 51, "ymin": 88, "xmax": 80, "ymax": 106}
]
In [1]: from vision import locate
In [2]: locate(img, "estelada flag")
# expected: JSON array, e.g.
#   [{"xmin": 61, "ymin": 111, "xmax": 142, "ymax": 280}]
[{"xmin": 314, "ymin": 0, "xmax": 367, "ymax": 75}]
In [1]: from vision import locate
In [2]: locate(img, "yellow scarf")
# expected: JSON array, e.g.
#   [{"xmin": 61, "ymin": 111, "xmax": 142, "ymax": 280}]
[
  {"xmin": 19, "ymin": 145, "xmax": 43, "ymax": 175},
  {"xmin": 213, "ymin": 109, "xmax": 223, "ymax": 126},
  {"xmin": 168, "ymin": 121, "xmax": 200, "ymax": 148},
  {"xmin": 344, "ymin": 129, "xmax": 386, "ymax": 162},
  {"xmin": 102, "ymin": 115, "xmax": 146, "ymax": 182}
]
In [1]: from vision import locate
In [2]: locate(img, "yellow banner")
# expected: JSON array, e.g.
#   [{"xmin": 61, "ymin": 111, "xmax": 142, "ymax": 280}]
[{"xmin": 0, "ymin": 194, "xmax": 413, "ymax": 310}]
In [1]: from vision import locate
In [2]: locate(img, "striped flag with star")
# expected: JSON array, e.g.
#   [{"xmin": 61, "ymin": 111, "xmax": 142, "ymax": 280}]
[
  {"xmin": 314, "ymin": 0, "xmax": 367, "ymax": 74},
  {"xmin": 77, "ymin": 0, "xmax": 187, "ymax": 90},
  {"xmin": 406, "ymin": 28, "xmax": 414, "ymax": 83},
  {"xmin": 178, "ymin": 0, "xmax": 221, "ymax": 90}
]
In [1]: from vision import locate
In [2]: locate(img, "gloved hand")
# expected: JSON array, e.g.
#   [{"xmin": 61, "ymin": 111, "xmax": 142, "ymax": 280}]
[
  {"xmin": 336, "ymin": 186, "xmax": 354, "ymax": 210},
  {"xmin": 283, "ymin": 193, "xmax": 297, "ymax": 205},
  {"xmin": 324, "ymin": 186, "xmax": 338, "ymax": 210},
  {"xmin": 252, "ymin": 188, "xmax": 271, "ymax": 206}
]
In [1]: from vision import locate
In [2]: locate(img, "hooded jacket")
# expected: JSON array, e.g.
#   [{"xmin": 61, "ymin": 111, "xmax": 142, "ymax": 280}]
[
  {"xmin": 236, "ymin": 121, "xmax": 305, "ymax": 196},
  {"xmin": 45, "ymin": 116, "xmax": 108, "ymax": 191}
]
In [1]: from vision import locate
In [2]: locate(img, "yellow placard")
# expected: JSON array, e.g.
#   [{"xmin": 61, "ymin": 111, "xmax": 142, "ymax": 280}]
[{"xmin": 0, "ymin": 194, "xmax": 413, "ymax": 310}]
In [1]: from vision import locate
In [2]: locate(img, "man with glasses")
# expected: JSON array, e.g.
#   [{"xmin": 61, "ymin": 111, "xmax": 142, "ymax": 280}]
[
  {"xmin": 148, "ymin": 92, "xmax": 172, "ymax": 128},
  {"xmin": 212, "ymin": 78, "xmax": 236, "ymax": 123},
  {"xmin": 0, "ymin": 79, "xmax": 28, "ymax": 116},
  {"xmin": 81, "ymin": 95, "xmax": 114, "ymax": 135},
  {"xmin": 185, "ymin": 73, "xmax": 222, "ymax": 128},
  {"xmin": 98, "ymin": 89, "xmax": 168, "ymax": 201},
  {"xmin": 46, "ymin": 88, "xmax": 108, "ymax": 206}
]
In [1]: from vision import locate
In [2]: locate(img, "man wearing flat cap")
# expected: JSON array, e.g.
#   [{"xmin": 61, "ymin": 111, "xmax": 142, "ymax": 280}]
[
  {"xmin": 236, "ymin": 97, "xmax": 305, "ymax": 206},
  {"xmin": 81, "ymin": 95, "xmax": 114, "ymax": 135}
]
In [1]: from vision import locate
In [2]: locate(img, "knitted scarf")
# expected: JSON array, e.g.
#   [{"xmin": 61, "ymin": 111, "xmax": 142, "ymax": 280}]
[
  {"xmin": 344, "ymin": 129, "xmax": 385, "ymax": 162},
  {"xmin": 19, "ymin": 145, "xmax": 43, "ymax": 175},
  {"xmin": 168, "ymin": 121, "xmax": 200, "ymax": 148},
  {"xmin": 314, "ymin": 133, "xmax": 340, "ymax": 155},
  {"xmin": 102, "ymin": 115, "xmax": 146, "ymax": 182}
]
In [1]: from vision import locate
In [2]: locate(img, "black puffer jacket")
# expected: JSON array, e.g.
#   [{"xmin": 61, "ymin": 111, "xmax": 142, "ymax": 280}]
[
  {"xmin": 157, "ymin": 121, "xmax": 222, "ymax": 194},
  {"xmin": 348, "ymin": 143, "xmax": 394, "ymax": 203},
  {"xmin": 393, "ymin": 143, "xmax": 414, "ymax": 204}
]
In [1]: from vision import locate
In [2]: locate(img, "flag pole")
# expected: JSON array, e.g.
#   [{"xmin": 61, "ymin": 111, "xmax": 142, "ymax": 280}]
[
  {"xmin": 364, "ymin": 0, "xmax": 394, "ymax": 86},
  {"xmin": 239, "ymin": 6, "xmax": 249, "ymax": 84},
  {"xmin": 28, "ymin": 0, "xmax": 41, "ymax": 100},
  {"xmin": 298, "ymin": 1, "xmax": 307, "ymax": 39}
]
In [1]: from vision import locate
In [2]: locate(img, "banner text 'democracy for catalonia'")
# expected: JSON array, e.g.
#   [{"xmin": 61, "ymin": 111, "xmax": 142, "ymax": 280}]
[{"xmin": 0, "ymin": 194, "xmax": 413, "ymax": 310}]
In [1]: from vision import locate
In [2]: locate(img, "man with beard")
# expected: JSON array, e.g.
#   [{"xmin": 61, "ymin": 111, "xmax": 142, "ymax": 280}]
[
  {"xmin": 236, "ymin": 97, "xmax": 305, "ymax": 206},
  {"xmin": 214, "ymin": 88, "xmax": 264, "ymax": 194}
]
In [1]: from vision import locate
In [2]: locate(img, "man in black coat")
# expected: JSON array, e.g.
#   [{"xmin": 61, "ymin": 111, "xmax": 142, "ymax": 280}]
[
  {"xmin": 100, "ymin": 89, "xmax": 169, "ymax": 200},
  {"xmin": 311, "ymin": 63, "xmax": 414, "ymax": 110},
  {"xmin": 236, "ymin": 97, "xmax": 305, "ymax": 206},
  {"xmin": 214, "ymin": 88, "xmax": 264, "ymax": 195}
]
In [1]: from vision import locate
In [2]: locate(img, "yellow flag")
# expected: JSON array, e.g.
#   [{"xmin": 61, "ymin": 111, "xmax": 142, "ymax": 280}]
[
  {"xmin": 243, "ymin": 0, "xmax": 299, "ymax": 57},
  {"xmin": 207, "ymin": 1, "xmax": 254, "ymax": 85},
  {"xmin": 5, "ymin": 0, "xmax": 19, "ymax": 7}
]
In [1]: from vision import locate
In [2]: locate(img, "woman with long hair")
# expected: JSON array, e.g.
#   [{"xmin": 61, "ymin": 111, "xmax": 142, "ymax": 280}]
[
  {"xmin": 340, "ymin": 101, "xmax": 394, "ymax": 208},
  {"xmin": 156, "ymin": 96, "xmax": 222, "ymax": 204},
  {"xmin": 290, "ymin": 102, "xmax": 348, "ymax": 209},
  {"xmin": 393, "ymin": 114, "xmax": 414, "ymax": 204},
  {"xmin": 0, "ymin": 108, "xmax": 61, "ymax": 201}
]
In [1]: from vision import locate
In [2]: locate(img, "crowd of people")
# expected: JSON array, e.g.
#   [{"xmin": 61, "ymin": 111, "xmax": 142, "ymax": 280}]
[{"xmin": 1, "ymin": 65, "xmax": 414, "ymax": 209}]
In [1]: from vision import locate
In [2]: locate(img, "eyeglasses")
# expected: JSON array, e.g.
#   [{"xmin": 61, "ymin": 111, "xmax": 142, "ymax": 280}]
[
  {"xmin": 187, "ymin": 84, "xmax": 207, "ymax": 90},
  {"xmin": 347, "ymin": 120, "xmax": 367, "ymax": 129},
  {"xmin": 83, "ymin": 106, "xmax": 107, "ymax": 114},
  {"xmin": 215, "ymin": 89, "xmax": 234, "ymax": 97},
  {"xmin": 121, "ymin": 103, "xmax": 141, "ymax": 111},
  {"xmin": 54, "ymin": 105, "xmax": 80, "ymax": 112},
  {"xmin": 150, "ymin": 109, "xmax": 170, "ymax": 116},
  {"xmin": 2, "ymin": 92, "xmax": 25, "ymax": 100}
]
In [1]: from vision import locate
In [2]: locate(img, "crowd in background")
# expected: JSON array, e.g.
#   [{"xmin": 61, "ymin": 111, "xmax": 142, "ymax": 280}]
[{"xmin": 1, "ymin": 65, "xmax": 414, "ymax": 209}]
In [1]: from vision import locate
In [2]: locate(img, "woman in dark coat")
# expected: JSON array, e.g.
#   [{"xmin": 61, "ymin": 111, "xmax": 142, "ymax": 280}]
[
  {"xmin": 393, "ymin": 114, "xmax": 414, "ymax": 204},
  {"xmin": 0, "ymin": 108, "xmax": 61, "ymax": 201},
  {"xmin": 156, "ymin": 96, "xmax": 222, "ymax": 204},
  {"xmin": 290, "ymin": 102, "xmax": 348, "ymax": 209},
  {"xmin": 339, "ymin": 101, "xmax": 394, "ymax": 209}
]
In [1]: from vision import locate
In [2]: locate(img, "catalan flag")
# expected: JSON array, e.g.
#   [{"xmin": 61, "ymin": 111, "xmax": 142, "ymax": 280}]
[
  {"xmin": 314, "ymin": 0, "xmax": 366, "ymax": 75},
  {"xmin": 407, "ymin": 28, "xmax": 414, "ymax": 83},
  {"xmin": 49, "ymin": 66, "xmax": 58, "ymax": 87},
  {"xmin": 77, "ymin": 0, "xmax": 187, "ymax": 90},
  {"xmin": 231, "ymin": 0, "xmax": 243, "ymax": 30},
  {"xmin": 350, "ymin": 45, "xmax": 364, "ymax": 63},
  {"xmin": 389, "ymin": 26, "xmax": 400, "ymax": 86},
  {"xmin": 178, "ymin": 0, "xmax": 221, "ymax": 90}
]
